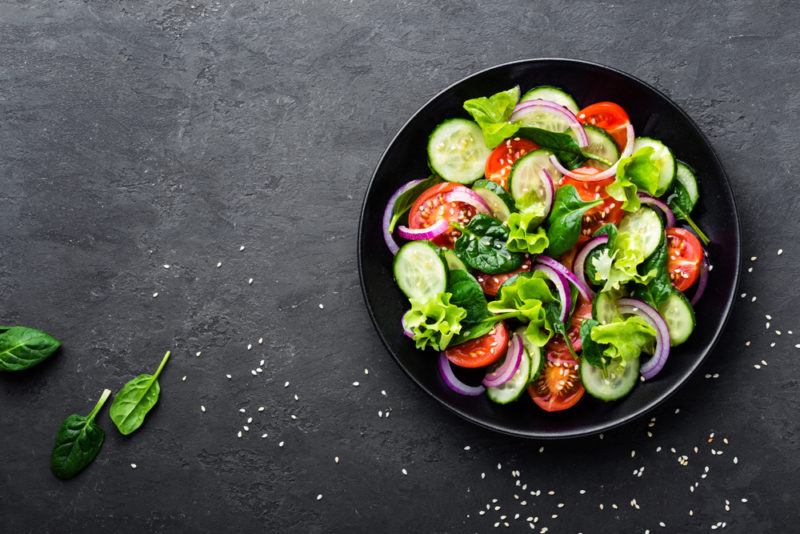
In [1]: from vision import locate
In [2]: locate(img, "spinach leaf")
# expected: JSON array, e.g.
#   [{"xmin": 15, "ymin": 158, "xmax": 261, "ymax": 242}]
[
  {"xmin": 463, "ymin": 86, "xmax": 521, "ymax": 148},
  {"xmin": 388, "ymin": 175, "xmax": 441, "ymax": 232},
  {"xmin": 109, "ymin": 351, "xmax": 171, "ymax": 435},
  {"xmin": 0, "ymin": 326, "xmax": 61, "ymax": 372},
  {"xmin": 517, "ymin": 127, "xmax": 614, "ymax": 169},
  {"xmin": 668, "ymin": 184, "xmax": 710, "ymax": 245},
  {"xmin": 544, "ymin": 302, "xmax": 578, "ymax": 359},
  {"xmin": 634, "ymin": 237, "xmax": 674, "ymax": 307},
  {"xmin": 403, "ymin": 293, "xmax": 466, "ymax": 351},
  {"xmin": 506, "ymin": 211, "xmax": 549, "ymax": 255},
  {"xmin": 579, "ymin": 319, "xmax": 607, "ymax": 368},
  {"xmin": 545, "ymin": 185, "xmax": 602, "ymax": 257},
  {"xmin": 51, "ymin": 388, "xmax": 111, "ymax": 480},
  {"xmin": 447, "ymin": 269, "xmax": 489, "ymax": 326},
  {"xmin": 454, "ymin": 214, "xmax": 524, "ymax": 274}
]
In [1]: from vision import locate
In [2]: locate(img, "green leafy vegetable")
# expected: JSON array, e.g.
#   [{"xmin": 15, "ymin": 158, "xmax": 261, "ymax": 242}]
[
  {"xmin": 579, "ymin": 319, "xmax": 606, "ymax": 368},
  {"xmin": 51, "ymin": 388, "xmax": 111, "ymax": 480},
  {"xmin": 506, "ymin": 211, "xmax": 550, "ymax": 254},
  {"xmin": 403, "ymin": 293, "xmax": 466, "ymax": 351},
  {"xmin": 109, "ymin": 351, "xmax": 171, "ymax": 436},
  {"xmin": 590, "ymin": 316, "xmax": 657, "ymax": 361},
  {"xmin": 545, "ymin": 185, "xmax": 602, "ymax": 257},
  {"xmin": 590, "ymin": 224, "xmax": 657, "ymax": 292},
  {"xmin": 486, "ymin": 272, "xmax": 555, "ymax": 346},
  {"xmin": 447, "ymin": 269, "xmax": 490, "ymax": 327},
  {"xmin": 606, "ymin": 147, "xmax": 661, "ymax": 212},
  {"xmin": 388, "ymin": 175, "xmax": 441, "ymax": 232},
  {"xmin": 517, "ymin": 127, "xmax": 613, "ymax": 169},
  {"xmin": 667, "ymin": 184, "xmax": 710, "ymax": 245},
  {"xmin": 454, "ymin": 214, "xmax": 524, "ymax": 274},
  {"xmin": 0, "ymin": 326, "xmax": 61, "ymax": 372},
  {"xmin": 633, "ymin": 237, "xmax": 674, "ymax": 307},
  {"xmin": 463, "ymin": 86, "xmax": 521, "ymax": 148}
]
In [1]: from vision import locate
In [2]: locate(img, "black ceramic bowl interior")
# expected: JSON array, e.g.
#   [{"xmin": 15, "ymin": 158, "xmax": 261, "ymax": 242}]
[{"xmin": 358, "ymin": 59, "xmax": 740, "ymax": 439}]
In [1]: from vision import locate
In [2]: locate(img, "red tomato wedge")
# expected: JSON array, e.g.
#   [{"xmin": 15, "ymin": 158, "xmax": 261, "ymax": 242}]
[
  {"xmin": 445, "ymin": 322, "xmax": 509, "ymax": 369},
  {"xmin": 577, "ymin": 102, "xmax": 631, "ymax": 150},
  {"xmin": 561, "ymin": 167, "xmax": 624, "ymax": 243},
  {"xmin": 528, "ymin": 360, "xmax": 585, "ymax": 412},
  {"xmin": 408, "ymin": 182, "xmax": 477, "ymax": 248},
  {"xmin": 484, "ymin": 137, "xmax": 538, "ymax": 190},
  {"xmin": 666, "ymin": 227, "xmax": 703, "ymax": 292},
  {"xmin": 475, "ymin": 257, "xmax": 533, "ymax": 297}
]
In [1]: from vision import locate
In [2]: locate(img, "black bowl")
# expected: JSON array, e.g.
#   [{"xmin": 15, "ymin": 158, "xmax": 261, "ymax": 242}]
[{"xmin": 358, "ymin": 59, "xmax": 740, "ymax": 439}]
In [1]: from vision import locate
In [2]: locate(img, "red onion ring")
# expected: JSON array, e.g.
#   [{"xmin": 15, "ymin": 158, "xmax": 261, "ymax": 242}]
[
  {"xmin": 638, "ymin": 193, "xmax": 676, "ymax": 228},
  {"xmin": 617, "ymin": 298, "xmax": 671, "ymax": 380},
  {"xmin": 444, "ymin": 187, "xmax": 491, "ymax": 215},
  {"xmin": 534, "ymin": 263, "xmax": 571, "ymax": 323},
  {"xmin": 438, "ymin": 352, "xmax": 486, "ymax": 396},
  {"xmin": 482, "ymin": 334, "xmax": 523, "ymax": 388},
  {"xmin": 573, "ymin": 236, "xmax": 609, "ymax": 297},
  {"xmin": 536, "ymin": 255, "xmax": 592, "ymax": 303},
  {"xmin": 397, "ymin": 218, "xmax": 449, "ymax": 241},
  {"xmin": 401, "ymin": 317, "xmax": 413, "ymax": 339},
  {"xmin": 548, "ymin": 123, "xmax": 635, "ymax": 182},
  {"xmin": 510, "ymin": 100, "xmax": 589, "ymax": 147},
  {"xmin": 382, "ymin": 179, "xmax": 424, "ymax": 255},
  {"xmin": 691, "ymin": 255, "xmax": 709, "ymax": 306}
]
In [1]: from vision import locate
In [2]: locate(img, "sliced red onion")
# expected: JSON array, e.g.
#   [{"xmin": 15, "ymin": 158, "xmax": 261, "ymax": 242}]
[
  {"xmin": 540, "ymin": 168, "xmax": 556, "ymax": 219},
  {"xmin": 397, "ymin": 218, "xmax": 449, "ymax": 241},
  {"xmin": 617, "ymin": 298, "xmax": 671, "ymax": 380},
  {"xmin": 691, "ymin": 256, "xmax": 709, "ymax": 306},
  {"xmin": 638, "ymin": 193, "xmax": 676, "ymax": 228},
  {"xmin": 534, "ymin": 264, "xmax": 571, "ymax": 323},
  {"xmin": 438, "ymin": 352, "xmax": 486, "ymax": 396},
  {"xmin": 547, "ymin": 123, "xmax": 635, "ymax": 182},
  {"xmin": 482, "ymin": 334, "xmax": 523, "ymax": 387},
  {"xmin": 401, "ymin": 317, "xmax": 413, "ymax": 339},
  {"xmin": 382, "ymin": 179, "xmax": 424, "ymax": 255},
  {"xmin": 536, "ymin": 255, "xmax": 591, "ymax": 303},
  {"xmin": 574, "ymin": 236, "xmax": 609, "ymax": 297},
  {"xmin": 444, "ymin": 187, "xmax": 490, "ymax": 215},
  {"xmin": 511, "ymin": 100, "xmax": 589, "ymax": 147}
]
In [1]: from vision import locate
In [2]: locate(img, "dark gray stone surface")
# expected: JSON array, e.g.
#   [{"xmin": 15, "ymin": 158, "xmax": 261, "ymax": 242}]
[{"xmin": 1, "ymin": 0, "xmax": 798, "ymax": 532}]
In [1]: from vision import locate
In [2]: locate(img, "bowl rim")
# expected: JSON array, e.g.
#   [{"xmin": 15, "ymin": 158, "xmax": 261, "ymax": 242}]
[{"xmin": 357, "ymin": 57, "xmax": 741, "ymax": 439}]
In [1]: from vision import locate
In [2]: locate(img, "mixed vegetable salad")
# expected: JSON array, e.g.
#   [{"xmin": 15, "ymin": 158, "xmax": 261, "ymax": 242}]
[{"xmin": 382, "ymin": 85, "xmax": 710, "ymax": 411}]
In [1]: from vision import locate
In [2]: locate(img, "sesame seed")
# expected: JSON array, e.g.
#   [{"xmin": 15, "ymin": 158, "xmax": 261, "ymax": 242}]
[
  {"xmin": 352, "ymin": 381, "xmax": 359, "ymax": 387},
  {"xmin": 316, "ymin": 494, "xmax": 323, "ymax": 501},
  {"xmin": 261, "ymin": 433, "xmax": 267, "ymax": 438},
  {"xmin": 747, "ymin": 267, "xmax": 753, "ymax": 273},
  {"xmin": 778, "ymin": 249, "xmax": 783, "ymax": 255},
  {"xmin": 401, "ymin": 468, "xmax": 408, "ymax": 475},
  {"xmin": 464, "ymin": 445, "xmax": 471, "ymax": 451},
  {"xmin": 237, "ymin": 431, "xmax": 242, "ymax": 438},
  {"xmin": 163, "ymin": 264, "xmax": 170, "ymax": 269},
  {"xmin": 226, "ymin": 374, "xmax": 232, "ymax": 379},
  {"xmin": 258, "ymin": 406, "xmax": 265, "ymax": 412},
  {"xmin": 752, "ymin": 296, "xmax": 757, "ymax": 302},
  {"xmin": 216, "ymin": 262, "xmax": 222, "ymax": 268},
  {"xmin": 130, "ymin": 463, "xmax": 137, "ymax": 469},
  {"xmin": 284, "ymin": 381, "xmax": 290, "ymax": 387},
  {"xmin": 239, "ymin": 245, "xmax": 245, "ymax": 251},
  {"xmin": 278, "ymin": 441, "xmax": 284, "ymax": 447},
  {"xmin": 243, "ymin": 425, "xmax": 249, "ymax": 432},
  {"xmin": 335, "ymin": 456, "xmax": 340, "ymax": 463},
  {"xmin": 200, "ymin": 405, "xmax": 206, "ymax": 412},
  {"xmin": 248, "ymin": 277, "xmax": 254, "ymax": 285},
  {"xmin": 750, "ymin": 256, "xmax": 757, "ymax": 261},
  {"xmin": 152, "ymin": 292, "xmax": 159, "ymax": 298},
  {"xmin": 181, "ymin": 376, "xmax": 186, "ymax": 381}
]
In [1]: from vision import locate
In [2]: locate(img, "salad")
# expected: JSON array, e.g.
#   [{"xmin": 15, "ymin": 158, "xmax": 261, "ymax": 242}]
[{"xmin": 382, "ymin": 85, "xmax": 710, "ymax": 411}]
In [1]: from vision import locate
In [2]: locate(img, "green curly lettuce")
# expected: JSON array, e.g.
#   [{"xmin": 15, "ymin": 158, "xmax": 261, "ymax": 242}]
[
  {"xmin": 486, "ymin": 272, "xmax": 555, "ymax": 347},
  {"xmin": 589, "ymin": 316, "xmax": 657, "ymax": 363},
  {"xmin": 591, "ymin": 229, "xmax": 658, "ymax": 292},
  {"xmin": 506, "ymin": 211, "xmax": 550, "ymax": 255},
  {"xmin": 463, "ymin": 86, "xmax": 521, "ymax": 148},
  {"xmin": 403, "ymin": 293, "xmax": 466, "ymax": 351},
  {"xmin": 606, "ymin": 146, "xmax": 661, "ymax": 212}
]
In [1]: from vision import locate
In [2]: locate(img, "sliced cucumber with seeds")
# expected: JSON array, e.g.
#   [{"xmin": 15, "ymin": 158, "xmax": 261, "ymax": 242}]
[
  {"xmin": 658, "ymin": 291, "xmax": 695, "ymax": 346},
  {"xmin": 440, "ymin": 249, "xmax": 467, "ymax": 272},
  {"xmin": 633, "ymin": 137, "xmax": 676, "ymax": 196},
  {"xmin": 675, "ymin": 161, "xmax": 699, "ymax": 210},
  {"xmin": 593, "ymin": 291, "xmax": 622, "ymax": 325},
  {"xmin": 517, "ymin": 326, "xmax": 544, "ymax": 382},
  {"xmin": 508, "ymin": 149, "xmax": 560, "ymax": 218},
  {"xmin": 581, "ymin": 357, "xmax": 640, "ymax": 401},
  {"xmin": 393, "ymin": 241, "xmax": 447, "ymax": 302},
  {"xmin": 428, "ymin": 119, "xmax": 492, "ymax": 184},
  {"xmin": 487, "ymin": 346, "xmax": 532, "ymax": 404},
  {"xmin": 472, "ymin": 179, "xmax": 515, "ymax": 223},
  {"xmin": 583, "ymin": 125, "xmax": 620, "ymax": 169},
  {"xmin": 520, "ymin": 85, "xmax": 579, "ymax": 114},
  {"xmin": 618, "ymin": 207, "xmax": 663, "ymax": 259}
]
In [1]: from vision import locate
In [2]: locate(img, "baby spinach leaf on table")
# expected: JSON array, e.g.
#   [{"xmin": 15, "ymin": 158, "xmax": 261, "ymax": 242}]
[
  {"xmin": 51, "ymin": 388, "xmax": 111, "ymax": 480},
  {"xmin": 403, "ymin": 293, "xmax": 466, "ymax": 351},
  {"xmin": 517, "ymin": 127, "xmax": 614, "ymax": 169},
  {"xmin": 388, "ymin": 175, "xmax": 441, "ymax": 232},
  {"xmin": 0, "ymin": 326, "xmax": 61, "ymax": 372},
  {"xmin": 454, "ymin": 214, "xmax": 524, "ymax": 274},
  {"xmin": 545, "ymin": 185, "xmax": 602, "ymax": 257},
  {"xmin": 110, "ymin": 351, "xmax": 171, "ymax": 435},
  {"xmin": 463, "ymin": 86, "xmax": 521, "ymax": 148},
  {"xmin": 668, "ymin": 184, "xmax": 710, "ymax": 245}
]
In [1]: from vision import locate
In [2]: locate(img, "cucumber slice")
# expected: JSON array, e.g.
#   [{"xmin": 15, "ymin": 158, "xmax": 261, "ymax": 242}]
[
  {"xmin": 472, "ymin": 179, "xmax": 515, "ymax": 223},
  {"xmin": 633, "ymin": 137, "xmax": 676, "ymax": 196},
  {"xmin": 393, "ymin": 241, "xmax": 447, "ymax": 302},
  {"xmin": 440, "ymin": 249, "xmax": 467, "ymax": 272},
  {"xmin": 583, "ymin": 125, "xmax": 620, "ymax": 169},
  {"xmin": 520, "ymin": 85, "xmax": 579, "ymax": 114},
  {"xmin": 487, "ymin": 347, "xmax": 532, "ymax": 404},
  {"xmin": 592, "ymin": 291, "xmax": 621, "ymax": 325},
  {"xmin": 516, "ymin": 326, "xmax": 544, "ymax": 382},
  {"xmin": 675, "ymin": 161, "xmax": 699, "ymax": 210},
  {"xmin": 428, "ymin": 119, "xmax": 491, "ymax": 184},
  {"xmin": 581, "ymin": 358, "xmax": 640, "ymax": 401},
  {"xmin": 618, "ymin": 207, "xmax": 664, "ymax": 259},
  {"xmin": 508, "ymin": 149, "xmax": 560, "ymax": 217},
  {"xmin": 658, "ymin": 291, "xmax": 696, "ymax": 346}
]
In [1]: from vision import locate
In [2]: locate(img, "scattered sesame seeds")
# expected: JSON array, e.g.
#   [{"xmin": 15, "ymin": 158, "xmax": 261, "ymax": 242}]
[
  {"xmin": 401, "ymin": 468, "xmax": 408, "ymax": 475},
  {"xmin": 226, "ymin": 374, "xmax": 232, "ymax": 380},
  {"xmin": 316, "ymin": 494, "xmax": 323, "ymax": 501},
  {"xmin": 778, "ymin": 248, "xmax": 783, "ymax": 255},
  {"xmin": 381, "ymin": 390, "xmax": 387, "ymax": 396},
  {"xmin": 200, "ymin": 405, "xmax": 206, "ymax": 412},
  {"xmin": 318, "ymin": 303, "xmax": 324, "ymax": 309},
  {"xmin": 750, "ymin": 256, "xmax": 757, "ymax": 261},
  {"xmin": 216, "ymin": 262, "xmax": 222, "ymax": 268},
  {"xmin": 335, "ymin": 456, "xmax": 340, "ymax": 464},
  {"xmin": 130, "ymin": 463, "xmax": 137, "ymax": 469},
  {"xmin": 352, "ymin": 381, "xmax": 359, "ymax": 387},
  {"xmin": 464, "ymin": 445, "xmax": 471, "ymax": 451},
  {"xmin": 239, "ymin": 245, "xmax": 245, "ymax": 251},
  {"xmin": 284, "ymin": 381, "xmax": 290, "ymax": 388},
  {"xmin": 181, "ymin": 376, "xmax": 186, "ymax": 381},
  {"xmin": 747, "ymin": 267, "xmax": 753, "ymax": 273},
  {"xmin": 261, "ymin": 433, "xmax": 267, "ymax": 438},
  {"xmin": 237, "ymin": 431, "xmax": 242, "ymax": 438},
  {"xmin": 248, "ymin": 278, "xmax": 254, "ymax": 285},
  {"xmin": 152, "ymin": 292, "xmax": 159, "ymax": 298},
  {"xmin": 247, "ymin": 343, "xmax": 252, "ymax": 350},
  {"xmin": 196, "ymin": 351, "xmax": 202, "ymax": 357},
  {"xmin": 278, "ymin": 441, "xmax": 284, "ymax": 447},
  {"xmin": 733, "ymin": 457, "xmax": 738, "ymax": 464},
  {"xmin": 740, "ymin": 292, "xmax": 747, "ymax": 299},
  {"xmin": 163, "ymin": 264, "xmax": 170, "ymax": 269},
  {"xmin": 751, "ymin": 296, "xmax": 757, "ymax": 302}
]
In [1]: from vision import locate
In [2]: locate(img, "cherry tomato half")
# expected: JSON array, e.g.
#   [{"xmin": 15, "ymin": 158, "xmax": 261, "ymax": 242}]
[
  {"xmin": 475, "ymin": 257, "xmax": 533, "ymax": 297},
  {"xmin": 445, "ymin": 322, "xmax": 509, "ymax": 369},
  {"xmin": 577, "ymin": 102, "xmax": 630, "ymax": 150},
  {"xmin": 484, "ymin": 137, "xmax": 538, "ymax": 190},
  {"xmin": 561, "ymin": 167, "xmax": 623, "ymax": 243},
  {"xmin": 408, "ymin": 182, "xmax": 477, "ymax": 248},
  {"xmin": 666, "ymin": 227, "xmax": 703, "ymax": 292},
  {"xmin": 528, "ymin": 360, "xmax": 585, "ymax": 412}
]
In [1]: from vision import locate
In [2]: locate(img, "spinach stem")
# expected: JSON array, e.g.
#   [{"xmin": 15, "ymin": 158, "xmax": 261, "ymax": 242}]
[
  {"xmin": 88, "ymin": 388, "xmax": 112, "ymax": 422},
  {"xmin": 152, "ymin": 350, "xmax": 171, "ymax": 380}
]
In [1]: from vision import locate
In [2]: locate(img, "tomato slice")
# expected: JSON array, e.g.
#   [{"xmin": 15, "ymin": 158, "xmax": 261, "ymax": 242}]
[
  {"xmin": 561, "ymin": 167, "xmax": 623, "ymax": 242},
  {"xmin": 543, "ymin": 298, "xmax": 593, "ymax": 363},
  {"xmin": 528, "ymin": 360, "xmax": 585, "ymax": 412},
  {"xmin": 475, "ymin": 257, "xmax": 533, "ymax": 297},
  {"xmin": 666, "ymin": 227, "xmax": 703, "ymax": 292},
  {"xmin": 408, "ymin": 182, "xmax": 477, "ymax": 248},
  {"xmin": 484, "ymin": 137, "xmax": 538, "ymax": 190},
  {"xmin": 577, "ymin": 102, "xmax": 630, "ymax": 150},
  {"xmin": 445, "ymin": 322, "xmax": 509, "ymax": 369}
]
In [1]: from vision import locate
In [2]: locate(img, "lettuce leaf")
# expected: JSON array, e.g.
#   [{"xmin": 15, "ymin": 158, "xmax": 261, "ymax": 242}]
[
  {"xmin": 486, "ymin": 272, "xmax": 555, "ymax": 346},
  {"xmin": 606, "ymin": 146, "xmax": 661, "ymax": 212},
  {"xmin": 463, "ymin": 86, "xmax": 521, "ymax": 148},
  {"xmin": 403, "ymin": 293, "xmax": 466, "ymax": 351},
  {"xmin": 506, "ymin": 211, "xmax": 550, "ymax": 254},
  {"xmin": 590, "ymin": 316, "xmax": 657, "ymax": 362}
]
